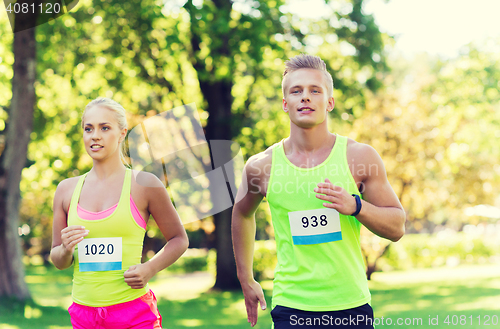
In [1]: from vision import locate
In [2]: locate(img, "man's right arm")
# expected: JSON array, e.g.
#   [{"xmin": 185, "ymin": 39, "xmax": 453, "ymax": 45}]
[{"xmin": 232, "ymin": 155, "xmax": 268, "ymax": 327}]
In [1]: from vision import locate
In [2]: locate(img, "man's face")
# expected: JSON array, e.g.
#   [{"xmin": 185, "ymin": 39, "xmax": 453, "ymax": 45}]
[{"xmin": 282, "ymin": 68, "xmax": 334, "ymax": 129}]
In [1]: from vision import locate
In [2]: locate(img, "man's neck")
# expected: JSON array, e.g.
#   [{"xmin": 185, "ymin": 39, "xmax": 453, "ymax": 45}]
[{"xmin": 286, "ymin": 122, "xmax": 335, "ymax": 154}]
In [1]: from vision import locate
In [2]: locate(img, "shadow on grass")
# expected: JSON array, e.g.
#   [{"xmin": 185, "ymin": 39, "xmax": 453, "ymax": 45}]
[
  {"xmin": 4, "ymin": 264, "xmax": 500, "ymax": 329},
  {"xmin": 0, "ymin": 298, "xmax": 72, "ymax": 329},
  {"xmin": 0, "ymin": 266, "xmax": 74, "ymax": 329},
  {"xmin": 371, "ymin": 276, "xmax": 500, "ymax": 329},
  {"xmin": 0, "ymin": 291, "xmax": 273, "ymax": 329},
  {"xmin": 1, "ymin": 266, "xmax": 272, "ymax": 329},
  {"xmin": 158, "ymin": 290, "xmax": 273, "ymax": 329}
]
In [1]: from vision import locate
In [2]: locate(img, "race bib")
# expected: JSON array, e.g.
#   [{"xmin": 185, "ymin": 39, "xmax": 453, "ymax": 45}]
[
  {"xmin": 77, "ymin": 237, "xmax": 122, "ymax": 272},
  {"xmin": 288, "ymin": 208, "xmax": 342, "ymax": 245}
]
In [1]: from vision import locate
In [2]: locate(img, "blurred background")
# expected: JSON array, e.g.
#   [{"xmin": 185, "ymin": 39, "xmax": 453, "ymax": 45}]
[{"xmin": 1, "ymin": 0, "xmax": 500, "ymax": 328}]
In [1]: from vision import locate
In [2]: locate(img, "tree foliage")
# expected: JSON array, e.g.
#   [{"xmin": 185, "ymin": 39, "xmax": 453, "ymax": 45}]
[
  {"xmin": 339, "ymin": 45, "xmax": 500, "ymax": 233},
  {"xmin": 2, "ymin": 0, "xmax": 388, "ymax": 289}
]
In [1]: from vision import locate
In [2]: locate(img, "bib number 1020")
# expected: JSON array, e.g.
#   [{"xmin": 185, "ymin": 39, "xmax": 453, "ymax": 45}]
[
  {"xmin": 302, "ymin": 215, "xmax": 328, "ymax": 228},
  {"xmin": 78, "ymin": 237, "xmax": 122, "ymax": 272},
  {"xmin": 85, "ymin": 243, "xmax": 114, "ymax": 256}
]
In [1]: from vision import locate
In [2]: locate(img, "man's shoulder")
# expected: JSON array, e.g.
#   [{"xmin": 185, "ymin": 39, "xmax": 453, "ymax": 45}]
[
  {"xmin": 346, "ymin": 137, "xmax": 385, "ymax": 180},
  {"xmin": 245, "ymin": 143, "xmax": 279, "ymax": 173},
  {"xmin": 346, "ymin": 137, "xmax": 379, "ymax": 161}
]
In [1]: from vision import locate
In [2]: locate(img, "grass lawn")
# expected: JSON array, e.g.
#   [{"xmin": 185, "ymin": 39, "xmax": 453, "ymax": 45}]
[
  {"xmin": 370, "ymin": 264, "xmax": 500, "ymax": 329},
  {"xmin": 1, "ymin": 264, "xmax": 500, "ymax": 329}
]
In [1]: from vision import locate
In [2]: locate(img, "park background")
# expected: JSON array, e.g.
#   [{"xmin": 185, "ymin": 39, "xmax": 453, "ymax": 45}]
[{"xmin": 1, "ymin": 0, "xmax": 500, "ymax": 328}]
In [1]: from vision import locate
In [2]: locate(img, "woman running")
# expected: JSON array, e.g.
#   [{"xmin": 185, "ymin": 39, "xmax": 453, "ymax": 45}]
[{"xmin": 50, "ymin": 97, "xmax": 189, "ymax": 328}]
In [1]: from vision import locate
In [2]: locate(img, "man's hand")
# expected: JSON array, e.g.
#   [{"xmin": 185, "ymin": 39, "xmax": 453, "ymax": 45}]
[
  {"xmin": 314, "ymin": 178, "xmax": 357, "ymax": 216},
  {"xmin": 241, "ymin": 279, "xmax": 267, "ymax": 327},
  {"xmin": 124, "ymin": 263, "xmax": 154, "ymax": 289}
]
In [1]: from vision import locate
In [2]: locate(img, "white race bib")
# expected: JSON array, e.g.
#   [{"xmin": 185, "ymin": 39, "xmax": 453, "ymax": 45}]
[
  {"xmin": 77, "ymin": 237, "xmax": 122, "ymax": 272},
  {"xmin": 288, "ymin": 208, "xmax": 342, "ymax": 245}
]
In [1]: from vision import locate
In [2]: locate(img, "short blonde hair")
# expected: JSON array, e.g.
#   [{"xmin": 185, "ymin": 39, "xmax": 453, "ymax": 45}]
[
  {"xmin": 81, "ymin": 97, "xmax": 128, "ymax": 163},
  {"xmin": 282, "ymin": 54, "xmax": 334, "ymax": 97}
]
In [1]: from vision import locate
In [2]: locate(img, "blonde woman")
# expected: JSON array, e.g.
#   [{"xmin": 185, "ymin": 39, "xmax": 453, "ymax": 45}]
[{"xmin": 50, "ymin": 97, "xmax": 188, "ymax": 328}]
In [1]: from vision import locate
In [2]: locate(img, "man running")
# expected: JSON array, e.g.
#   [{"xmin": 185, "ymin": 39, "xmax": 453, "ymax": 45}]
[{"xmin": 232, "ymin": 54, "xmax": 405, "ymax": 328}]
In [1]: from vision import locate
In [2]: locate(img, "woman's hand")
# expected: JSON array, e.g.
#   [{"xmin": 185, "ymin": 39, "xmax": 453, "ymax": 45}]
[
  {"xmin": 60, "ymin": 225, "xmax": 89, "ymax": 255},
  {"xmin": 124, "ymin": 263, "xmax": 154, "ymax": 289}
]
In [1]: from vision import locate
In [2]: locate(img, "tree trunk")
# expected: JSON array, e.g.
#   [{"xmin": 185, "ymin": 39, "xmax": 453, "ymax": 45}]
[
  {"xmin": 0, "ymin": 7, "xmax": 37, "ymax": 301},
  {"xmin": 185, "ymin": 0, "xmax": 241, "ymax": 290},
  {"xmin": 202, "ymin": 80, "xmax": 240, "ymax": 290},
  {"xmin": 364, "ymin": 243, "xmax": 391, "ymax": 281}
]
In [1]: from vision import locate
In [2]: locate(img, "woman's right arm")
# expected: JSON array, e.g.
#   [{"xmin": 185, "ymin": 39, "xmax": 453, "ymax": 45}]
[{"xmin": 50, "ymin": 179, "xmax": 88, "ymax": 270}]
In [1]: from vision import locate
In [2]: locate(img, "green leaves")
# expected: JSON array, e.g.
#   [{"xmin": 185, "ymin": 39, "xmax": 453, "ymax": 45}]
[{"xmin": 8, "ymin": 0, "xmax": 388, "ymax": 258}]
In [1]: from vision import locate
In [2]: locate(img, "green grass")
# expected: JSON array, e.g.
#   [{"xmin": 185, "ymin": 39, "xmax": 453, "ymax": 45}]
[
  {"xmin": 2, "ymin": 264, "xmax": 500, "ymax": 329},
  {"xmin": 370, "ymin": 264, "xmax": 500, "ymax": 328}
]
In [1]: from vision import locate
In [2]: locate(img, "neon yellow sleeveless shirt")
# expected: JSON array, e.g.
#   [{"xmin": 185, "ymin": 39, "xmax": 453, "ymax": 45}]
[
  {"xmin": 68, "ymin": 169, "xmax": 148, "ymax": 307},
  {"xmin": 266, "ymin": 135, "xmax": 370, "ymax": 311}
]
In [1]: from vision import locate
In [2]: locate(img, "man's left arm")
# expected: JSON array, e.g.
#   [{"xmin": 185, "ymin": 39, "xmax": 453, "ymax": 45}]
[
  {"xmin": 360, "ymin": 146, "xmax": 407, "ymax": 241},
  {"xmin": 315, "ymin": 143, "xmax": 405, "ymax": 242}
]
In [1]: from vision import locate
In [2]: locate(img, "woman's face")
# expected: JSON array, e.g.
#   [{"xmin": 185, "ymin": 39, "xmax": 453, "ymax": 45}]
[{"xmin": 82, "ymin": 106, "xmax": 126, "ymax": 161}]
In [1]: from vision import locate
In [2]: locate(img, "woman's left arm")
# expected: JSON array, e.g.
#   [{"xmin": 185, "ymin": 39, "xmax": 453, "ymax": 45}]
[{"xmin": 124, "ymin": 173, "xmax": 189, "ymax": 289}]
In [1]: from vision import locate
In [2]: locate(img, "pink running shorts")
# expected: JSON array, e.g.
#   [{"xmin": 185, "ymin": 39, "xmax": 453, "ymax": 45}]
[{"xmin": 68, "ymin": 290, "xmax": 162, "ymax": 329}]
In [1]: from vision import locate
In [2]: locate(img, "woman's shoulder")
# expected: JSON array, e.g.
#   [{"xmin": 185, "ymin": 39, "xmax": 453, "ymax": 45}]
[
  {"xmin": 130, "ymin": 169, "xmax": 165, "ymax": 189},
  {"xmin": 54, "ymin": 176, "xmax": 82, "ymax": 211},
  {"xmin": 130, "ymin": 170, "xmax": 168, "ymax": 210},
  {"xmin": 56, "ymin": 176, "xmax": 81, "ymax": 194}
]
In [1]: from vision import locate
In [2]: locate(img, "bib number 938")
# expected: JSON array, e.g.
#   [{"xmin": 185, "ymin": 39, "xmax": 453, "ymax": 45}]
[
  {"xmin": 288, "ymin": 208, "xmax": 342, "ymax": 245},
  {"xmin": 302, "ymin": 215, "xmax": 328, "ymax": 228}
]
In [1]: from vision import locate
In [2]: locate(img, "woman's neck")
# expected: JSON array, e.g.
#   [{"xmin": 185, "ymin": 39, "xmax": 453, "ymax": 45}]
[{"xmin": 90, "ymin": 157, "xmax": 126, "ymax": 181}]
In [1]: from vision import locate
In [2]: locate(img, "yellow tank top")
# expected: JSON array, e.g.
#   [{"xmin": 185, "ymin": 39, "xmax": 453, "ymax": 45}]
[
  {"xmin": 68, "ymin": 169, "xmax": 148, "ymax": 306},
  {"xmin": 266, "ymin": 135, "xmax": 370, "ymax": 311}
]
